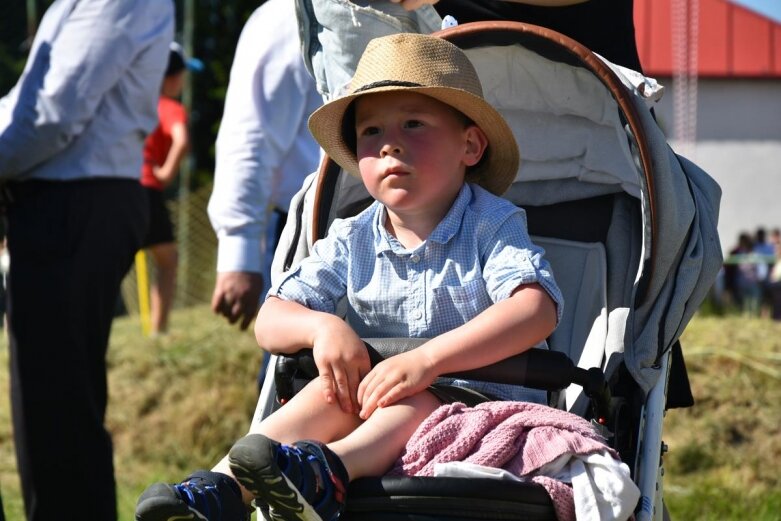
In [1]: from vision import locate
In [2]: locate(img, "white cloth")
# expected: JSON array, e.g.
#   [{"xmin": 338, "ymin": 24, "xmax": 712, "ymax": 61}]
[
  {"xmin": 207, "ymin": 0, "xmax": 323, "ymax": 275},
  {"xmin": 0, "ymin": 0, "xmax": 173, "ymax": 181},
  {"xmin": 434, "ymin": 450, "xmax": 640, "ymax": 521}
]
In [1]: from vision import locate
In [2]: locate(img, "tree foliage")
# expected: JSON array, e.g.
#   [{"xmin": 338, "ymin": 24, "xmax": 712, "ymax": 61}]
[
  {"xmin": 176, "ymin": 0, "xmax": 262, "ymax": 188},
  {"xmin": 0, "ymin": 0, "xmax": 34, "ymax": 95}
]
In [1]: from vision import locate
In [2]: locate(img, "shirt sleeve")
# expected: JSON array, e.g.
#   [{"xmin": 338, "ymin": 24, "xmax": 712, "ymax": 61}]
[
  {"xmin": 159, "ymin": 100, "xmax": 187, "ymax": 135},
  {"xmin": 268, "ymin": 221, "xmax": 351, "ymax": 314},
  {"xmin": 0, "ymin": 8, "xmax": 138, "ymax": 178},
  {"xmin": 482, "ymin": 210, "xmax": 564, "ymax": 324},
  {"xmin": 207, "ymin": 9, "xmax": 317, "ymax": 274}
]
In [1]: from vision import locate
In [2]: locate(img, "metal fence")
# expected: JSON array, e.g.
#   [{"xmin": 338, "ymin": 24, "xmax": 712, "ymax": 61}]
[{"xmin": 120, "ymin": 183, "xmax": 217, "ymax": 317}]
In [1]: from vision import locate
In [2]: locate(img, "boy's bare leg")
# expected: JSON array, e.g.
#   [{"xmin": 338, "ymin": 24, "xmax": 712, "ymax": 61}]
[
  {"xmin": 147, "ymin": 242, "xmax": 177, "ymax": 333},
  {"xmin": 212, "ymin": 376, "xmax": 440, "ymax": 504},
  {"xmin": 329, "ymin": 389, "xmax": 441, "ymax": 479},
  {"xmin": 212, "ymin": 376, "xmax": 363, "ymax": 504}
]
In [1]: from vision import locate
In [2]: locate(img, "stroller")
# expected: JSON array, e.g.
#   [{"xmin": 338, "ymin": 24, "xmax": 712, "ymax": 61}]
[{"xmin": 254, "ymin": 21, "xmax": 722, "ymax": 521}]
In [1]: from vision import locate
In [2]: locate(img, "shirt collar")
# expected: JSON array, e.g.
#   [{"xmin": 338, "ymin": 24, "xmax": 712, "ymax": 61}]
[
  {"xmin": 429, "ymin": 183, "xmax": 472, "ymax": 244},
  {"xmin": 372, "ymin": 183, "xmax": 473, "ymax": 256}
]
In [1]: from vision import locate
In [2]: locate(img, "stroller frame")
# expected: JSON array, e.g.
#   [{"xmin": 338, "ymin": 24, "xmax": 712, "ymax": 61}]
[{"xmin": 255, "ymin": 21, "xmax": 721, "ymax": 521}]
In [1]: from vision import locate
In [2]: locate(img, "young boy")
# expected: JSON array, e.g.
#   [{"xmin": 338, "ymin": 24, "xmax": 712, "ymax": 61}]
[
  {"xmin": 140, "ymin": 43, "xmax": 193, "ymax": 335},
  {"xmin": 136, "ymin": 33, "xmax": 563, "ymax": 521}
]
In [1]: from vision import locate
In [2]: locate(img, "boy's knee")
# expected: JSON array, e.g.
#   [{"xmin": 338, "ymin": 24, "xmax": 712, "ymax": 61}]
[{"xmin": 303, "ymin": 377, "xmax": 348, "ymax": 407}]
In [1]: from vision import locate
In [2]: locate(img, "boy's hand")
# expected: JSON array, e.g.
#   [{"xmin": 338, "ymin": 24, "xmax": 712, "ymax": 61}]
[
  {"xmin": 312, "ymin": 320, "xmax": 371, "ymax": 415},
  {"xmin": 356, "ymin": 349, "xmax": 437, "ymax": 419}
]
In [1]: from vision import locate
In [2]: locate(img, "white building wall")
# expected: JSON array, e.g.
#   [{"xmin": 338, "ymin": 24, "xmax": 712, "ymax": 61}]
[{"xmin": 649, "ymin": 78, "xmax": 781, "ymax": 253}]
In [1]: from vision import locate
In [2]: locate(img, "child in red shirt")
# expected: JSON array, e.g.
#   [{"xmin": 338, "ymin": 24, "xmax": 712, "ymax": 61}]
[{"xmin": 139, "ymin": 43, "xmax": 194, "ymax": 334}]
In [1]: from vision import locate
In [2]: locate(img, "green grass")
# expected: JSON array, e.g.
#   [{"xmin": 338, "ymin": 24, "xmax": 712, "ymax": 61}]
[
  {"xmin": 665, "ymin": 316, "xmax": 781, "ymax": 520},
  {"xmin": 0, "ymin": 305, "xmax": 263, "ymax": 521},
  {"xmin": 1, "ymin": 309, "xmax": 779, "ymax": 520}
]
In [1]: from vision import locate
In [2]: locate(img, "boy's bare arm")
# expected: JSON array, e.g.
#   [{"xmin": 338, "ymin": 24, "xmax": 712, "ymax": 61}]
[
  {"xmin": 424, "ymin": 282, "xmax": 557, "ymax": 374},
  {"xmin": 357, "ymin": 283, "xmax": 556, "ymax": 418},
  {"xmin": 255, "ymin": 296, "xmax": 371, "ymax": 414},
  {"xmin": 254, "ymin": 296, "xmax": 328, "ymax": 354}
]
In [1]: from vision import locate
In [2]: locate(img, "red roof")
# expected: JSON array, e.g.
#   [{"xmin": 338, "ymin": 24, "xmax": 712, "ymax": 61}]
[{"xmin": 635, "ymin": 0, "xmax": 781, "ymax": 77}]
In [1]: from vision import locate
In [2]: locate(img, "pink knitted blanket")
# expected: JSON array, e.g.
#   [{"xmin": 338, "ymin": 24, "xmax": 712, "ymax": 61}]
[{"xmin": 389, "ymin": 401, "xmax": 618, "ymax": 521}]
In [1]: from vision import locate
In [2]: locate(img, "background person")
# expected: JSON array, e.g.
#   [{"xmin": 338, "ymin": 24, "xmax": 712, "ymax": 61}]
[
  {"xmin": 295, "ymin": 0, "xmax": 644, "ymax": 107},
  {"xmin": 733, "ymin": 232, "xmax": 762, "ymax": 316},
  {"xmin": 140, "ymin": 42, "xmax": 201, "ymax": 334},
  {"xmin": 208, "ymin": 0, "xmax": 322, "ymax": 330},
  {"xmin": 428, "ymin": 0, "xmax": 643, "ymax": 70},
  {"xmin": 0, "ymin": 1, "xmax": 173, "ymax": 519},
  {"xmin": 769, "ymin": 238, "xmax": 781, "ymax": 321},
  {"xmin": 207, "ymin": 0, "xmax": 322, "ymax": 387},
  {"xmin": 752, "ymin": 227, "xmax": 775, "ymax": 317}
]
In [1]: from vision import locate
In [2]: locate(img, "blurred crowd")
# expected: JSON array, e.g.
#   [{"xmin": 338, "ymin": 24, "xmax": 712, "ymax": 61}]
[{"xmin": 712, "ymin": 227, "xmax": 781, "ymax": 320}]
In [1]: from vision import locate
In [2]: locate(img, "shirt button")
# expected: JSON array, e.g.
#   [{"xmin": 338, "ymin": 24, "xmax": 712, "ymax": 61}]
[
  {"xmin": 411, "ymin": 309, "xmax": 422, "ymax": 320},
  {"xmin": 410, "ymin": 254, "xmax": 420, "ymax": 263}
]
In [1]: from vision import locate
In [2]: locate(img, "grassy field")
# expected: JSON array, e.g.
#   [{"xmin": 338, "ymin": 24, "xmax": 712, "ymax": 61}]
[
  {"xmin": 0, "ymin": 306, "xmax": 263, "ymax": 521},
  {"xmin": 662, "ymin": 316, "xmax": 781, "ymax": 520},
  {"xmin": 0, "ymin": 308, "xmax": 779, "ymax": 520}
]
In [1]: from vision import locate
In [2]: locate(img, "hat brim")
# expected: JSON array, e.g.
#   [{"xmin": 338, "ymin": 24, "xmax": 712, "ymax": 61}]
[{"xmin": 308, "ymin": 85, "xmax": 519, "ymax": 196}]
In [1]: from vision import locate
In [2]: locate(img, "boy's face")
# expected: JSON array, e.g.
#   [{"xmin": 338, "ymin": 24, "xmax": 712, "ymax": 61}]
[{"xmin": 354, "ymin": 91, "xmax": 487, "ymax": 218}]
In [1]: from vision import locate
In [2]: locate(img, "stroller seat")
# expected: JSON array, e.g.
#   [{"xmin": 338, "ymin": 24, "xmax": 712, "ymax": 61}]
[
  {"xmin": 338, "ymin": 200, "xmax": 613, "ymax": 521},
  {"xmin": 261, "ymin": 19, "xmax": 722, "ymax": 521},
  {"xmin": 346, "ymin": 476, "xmax": 556, "ymax": 520},
  {"xmin": 273, "ymin": 191, "xmax": 622, "ymax": 520}
]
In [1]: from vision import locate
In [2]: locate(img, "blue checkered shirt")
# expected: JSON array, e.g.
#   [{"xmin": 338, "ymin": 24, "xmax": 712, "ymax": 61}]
[{"xmin": 270, "ymin": 183, "xmax": 563, "ymax": 402}]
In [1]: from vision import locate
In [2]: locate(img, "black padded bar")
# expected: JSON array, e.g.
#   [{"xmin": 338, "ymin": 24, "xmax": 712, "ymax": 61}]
[{"xmin": 275, "ymin": 339, "xmax": 582, "ymax": 400}]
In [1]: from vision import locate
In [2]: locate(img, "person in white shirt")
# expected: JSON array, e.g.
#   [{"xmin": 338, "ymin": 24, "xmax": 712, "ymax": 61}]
[
  {"xmin": 0, "ymin": 1, "xmax": 173, "ymax": 519},
  {"xmin": 208, "ymin": 0, "xmax": 322, "ymax": 341}
]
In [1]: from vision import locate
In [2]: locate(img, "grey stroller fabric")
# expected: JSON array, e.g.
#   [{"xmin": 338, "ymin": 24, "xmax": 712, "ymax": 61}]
[
  {"xmin": 627, "ymin": 125, "xmax": 722, "ymax": 392},
  {"xmin": 605, "ymin": 58, "xmax": 722, "ymax": 391}
]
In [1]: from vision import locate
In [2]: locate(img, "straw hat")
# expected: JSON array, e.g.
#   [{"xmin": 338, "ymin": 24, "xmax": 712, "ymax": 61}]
[{"xmin": 308, "ymin": 33, "xmax": 519, "ymax": 196}]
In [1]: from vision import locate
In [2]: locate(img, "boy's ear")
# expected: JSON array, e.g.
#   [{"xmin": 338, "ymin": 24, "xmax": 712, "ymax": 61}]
[{"xmin": 463, "ymin": 125, "xmax": 488, "ymax": 167}]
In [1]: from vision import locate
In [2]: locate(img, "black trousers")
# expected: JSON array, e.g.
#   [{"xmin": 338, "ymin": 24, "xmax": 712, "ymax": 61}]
[{"xmin": 5, "ymin": 179, "xmax": 148, "ymax": 521}]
